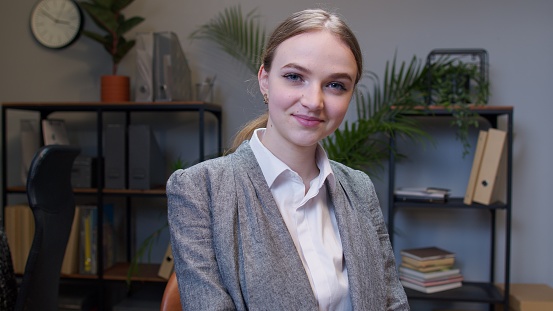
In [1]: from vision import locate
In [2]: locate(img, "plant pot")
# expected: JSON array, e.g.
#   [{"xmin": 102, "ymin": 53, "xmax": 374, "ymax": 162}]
[{"xmin": 101, "ymin": 75, "xmax": 130, "ymax": 102}]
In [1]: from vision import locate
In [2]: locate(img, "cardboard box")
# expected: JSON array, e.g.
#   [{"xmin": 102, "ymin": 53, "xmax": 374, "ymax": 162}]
[{"xmin": 496, "ymin": 283, "xmax": 553, "ymax": 311}]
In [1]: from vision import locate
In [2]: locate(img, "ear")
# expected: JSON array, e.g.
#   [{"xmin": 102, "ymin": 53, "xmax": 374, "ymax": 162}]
[{"xmin": 258, "ymin": 65, "xmax": 269, "ymax": 95}]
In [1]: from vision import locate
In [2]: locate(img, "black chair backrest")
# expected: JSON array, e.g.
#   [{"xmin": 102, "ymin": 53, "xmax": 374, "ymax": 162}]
[{"xmin": 15, "ymin": 144, "xmax": 80, "ymax": 311}]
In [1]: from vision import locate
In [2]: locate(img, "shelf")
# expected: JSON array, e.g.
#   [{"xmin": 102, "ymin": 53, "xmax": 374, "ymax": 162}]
[
  {"xmin": 393, "ymin": 197, "xmax": 508, "ymax": 210},
  {"xmin": 2, "ymin": 101, "xmax": 221, "ymax": 309},
  {"xmin": 404, "ymin": 281, "xmax": 504, "ymax": 303},
  {"xmin": 393, "ymin": 105, "xmax": 513, "ymax": 115},
  {"xmin": 388, "ymin": 107, "xmax": 513, "ymax": 308},
  {"xmin": 1, "ymin": 101, "xmax": 221, "ymax": 114},
  {"xmin": 6, "ymin": 186, "xmax": 167, "ymax": 196},
  {"xmin": 104, "ymin": 263, "xmax": 167, "ymax": 282},
  {"xmin": 60, "ymin": 263, "xmax": 167, "ymax": 283}
]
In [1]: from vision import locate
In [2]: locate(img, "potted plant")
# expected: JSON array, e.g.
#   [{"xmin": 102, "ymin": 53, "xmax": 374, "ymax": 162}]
[
  {"xmin": 426, "ymin": 50, "xmax": 490, "ymax": 156},
  {"xmin": 79, "ymin": 0, "xmax": 144, "ymax": 102}
]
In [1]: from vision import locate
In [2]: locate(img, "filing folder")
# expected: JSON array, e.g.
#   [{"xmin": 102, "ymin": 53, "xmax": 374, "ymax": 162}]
[
  {"xmin": 128, "ymin": 124, "xmax": 165, "ymax": 190},
  {"xmin": 472, "ymin": 128, "xmax": 507, "ymax": 205},
  {"xmin": 464, "ymin": 130, "xmax": 488, "ymax": 205},
  {"xmin": 158, "ymin": 244, "xmax": 174, "ymax": 280},
  {"xmin": 135, "ymin": 32, "xmax": 154, "ymax": 102},
  {"xmin": 153, "ymin": 31, "xmax": 192, "ymax": 101},
  {"xmin": 104, "ymin": 124, "xmax": 126, "ymax": 189}
]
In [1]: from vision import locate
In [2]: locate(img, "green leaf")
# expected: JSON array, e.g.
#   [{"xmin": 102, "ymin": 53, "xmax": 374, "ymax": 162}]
[
  {"xmin": 118, "ymin": 16, "xmax": 144, "ymax": 35},
  {"xmin": 112, "ymin": 0, "xmax": 134, "ymax": 12},
  {"xmin": 113, "ymin": 40, "xmax": 135, "ymax": 64},
  {"xmin": 190, "ymin": 5, "xmax": 265, "ymax": 74},
  {"xmin": 325, "ymin": 54, "xmax": 432, "ymax": 177},
  {"xmin": 82, "ymin": 30, "xmax": 109, "ymax": 45},
  {"xmin": 80, "ymin": 2, "xmax": 118, "ymax": 32},
  {"xmin": 126, "ymin": 222, "xmax": 168, "ymax": 287}
]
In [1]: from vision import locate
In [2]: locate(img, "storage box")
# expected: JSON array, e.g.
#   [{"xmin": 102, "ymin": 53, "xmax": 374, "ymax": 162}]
[{"xmin": 496, "ymin": 283, "xmax": 553, "ymax": 311}]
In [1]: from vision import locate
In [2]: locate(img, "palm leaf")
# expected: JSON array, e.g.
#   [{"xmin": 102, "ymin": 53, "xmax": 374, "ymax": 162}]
[
  {"xmin": 324, "ymin": 54, "xmax": 432, "ymax": 177},
  {"xmin": 190, "ymin": 5, "xmax": 266, "ymax": 74}
]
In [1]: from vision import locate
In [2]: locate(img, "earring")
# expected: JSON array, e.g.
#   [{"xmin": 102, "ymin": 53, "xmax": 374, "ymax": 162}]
[{"xmin": 263, "ymin": 93, "xmax": 269, "ymax": 104}]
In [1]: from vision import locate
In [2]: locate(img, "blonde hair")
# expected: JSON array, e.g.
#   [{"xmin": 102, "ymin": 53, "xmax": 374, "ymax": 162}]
[{"xmin": 228, "ymin": 8, "xmax": 363, "ymax": 153}]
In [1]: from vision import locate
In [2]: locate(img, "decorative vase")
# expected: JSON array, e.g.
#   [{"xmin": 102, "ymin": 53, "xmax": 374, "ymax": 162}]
[{"xmin": 101, "ymin": 75, "xmax": 130, "ymax": 102}]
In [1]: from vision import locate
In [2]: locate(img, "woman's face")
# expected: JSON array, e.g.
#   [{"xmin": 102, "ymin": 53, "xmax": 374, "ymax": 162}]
[{"xmin": 258, "ymin": 30, "xmax": 358, "ymax": 153}]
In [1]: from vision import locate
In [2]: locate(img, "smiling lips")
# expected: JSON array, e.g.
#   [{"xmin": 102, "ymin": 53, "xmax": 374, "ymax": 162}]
[{"xmin": 293, "ymin": 114, "xmax": 323, "ymax": 127}]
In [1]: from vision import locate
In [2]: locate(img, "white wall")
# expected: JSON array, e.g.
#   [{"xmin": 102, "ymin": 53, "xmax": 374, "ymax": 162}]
[{"xmin": 1, "ymin": 0, "xmax": 552, "ymax": 289}]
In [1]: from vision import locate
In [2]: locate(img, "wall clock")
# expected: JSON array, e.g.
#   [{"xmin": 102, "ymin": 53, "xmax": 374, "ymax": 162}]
[{"xmin": 30, "ymin": 0, "xmax": 83, "ymax": 49}]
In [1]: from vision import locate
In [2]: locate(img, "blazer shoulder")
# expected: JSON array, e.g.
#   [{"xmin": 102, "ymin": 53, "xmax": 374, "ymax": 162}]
[{"xmin": 330, "ymin": 160, "xmax": 373, "ymax": 186}]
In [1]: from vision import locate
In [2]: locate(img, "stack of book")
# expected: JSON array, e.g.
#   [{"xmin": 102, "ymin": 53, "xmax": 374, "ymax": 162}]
[
  {"xmin": 399, "ymin": 246, "xmax": 463, "ymax": 294},
  {"xmin": 394, "ymin": 187, "xmax": 450, "ymax": 203}
]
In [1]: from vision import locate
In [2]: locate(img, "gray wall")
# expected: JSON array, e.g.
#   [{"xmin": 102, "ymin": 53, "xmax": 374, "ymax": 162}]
[{"xmin": 1, "ymin": 0, "xmax": 552, "ymax": 289}]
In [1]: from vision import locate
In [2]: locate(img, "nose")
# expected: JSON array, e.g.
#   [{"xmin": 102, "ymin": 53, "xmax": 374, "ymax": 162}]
[{"xmin": 300, "ymin": 86, "xmax": 324, "ymax": 110}]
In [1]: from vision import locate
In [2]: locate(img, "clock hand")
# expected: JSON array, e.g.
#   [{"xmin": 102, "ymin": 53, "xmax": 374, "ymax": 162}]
[
  {"xmin": 56, "ymin": 19, "xmax": 71, "ymax": 26},
  {"xmin": 56, "ymin": 1, "xmax": 67, "ymax": 21},
  {"xmin": 40, "ymin": 9, "xmax": 58, "ymax": 22}
]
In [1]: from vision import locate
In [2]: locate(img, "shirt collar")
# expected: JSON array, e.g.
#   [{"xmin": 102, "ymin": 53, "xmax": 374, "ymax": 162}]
[{"xmin": 249, "ymin": 128, "xmax": 336, "ymax": 190}]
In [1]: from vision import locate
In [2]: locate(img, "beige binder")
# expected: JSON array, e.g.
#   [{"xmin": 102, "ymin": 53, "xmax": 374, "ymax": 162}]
[
  {"xmin": 61, "ymin": 207, "xmax": 81, "ymax": 275},
  {"xmin": 464, "ymin": 130, "xmax": 488, "ymax": 205},
  {"xmin": 158, "ymin": 244, "xmax": 174, "ymax": 279},
  {"xmin": 473, "ymin": 128, "xmax": 507, "ymax": 205}
]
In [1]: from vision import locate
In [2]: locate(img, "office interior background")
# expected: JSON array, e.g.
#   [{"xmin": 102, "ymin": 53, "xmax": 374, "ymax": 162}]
[{"xmin": 1, "ymin": 0, "xmax": 552, "ymax": 306}]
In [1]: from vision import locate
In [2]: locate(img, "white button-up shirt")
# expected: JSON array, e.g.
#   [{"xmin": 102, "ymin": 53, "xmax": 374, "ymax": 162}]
[{"xmin": 249, "ymin": 129, "xmax": 352, "ymax": 311}]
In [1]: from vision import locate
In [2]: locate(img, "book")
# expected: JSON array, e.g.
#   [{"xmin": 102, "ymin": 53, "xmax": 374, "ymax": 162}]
[
  {"xmin": 4, "ymin": 204, "xmax": 35, "ymax": 274},
  {"xmin": 79, "ymin": 206, "xmax": 97, "ymax": 275},
  {"xmin": 401, "ymin": 255, "xmax": 455, "ymax": 268},
  {"xmin": 401, "ymin": 261, "xmax": 454, "ymax": 272},
  {"xmin": 5, "ymin": 205, "xmax": 21, "ymax": 273},
  {"xmin": 396, "ymin": 187, "xmax": 450, "ymax": 194},
  {"xmin": 394, "ymin": 187, "xmax": 450, "ymax": 203},
  {"xmin": 400, "ymin": 274, "xmax": 464, "ymax": 287},
  {"xmin": 401, "ymin": 246, "xmax": 455, "ymax": 261},
  {"xmin": 473, "ymin": 128, "xmax": 507, "ymax": 205},
  {"xmin": 399, "ymin": 266, "xmax": 461, "ymax": 281},
  {"xmin": 78, "ymin": 204, "xmax": 116, "ymax": 275},
  {"xmin": 464, "ymin": 130, "xmax": 488, "ymax": 205},
  {"xmin": 61, "ymin": 207, "xmax": 81, "ymax": 275},
  {"xmin": 401, "ymin": 279, "xmax": 462, "ymax": 294}
]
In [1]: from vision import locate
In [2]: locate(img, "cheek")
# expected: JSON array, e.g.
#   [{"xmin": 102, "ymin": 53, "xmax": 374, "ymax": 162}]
[{"xmin": 326, "ymin": 99, "xmax": 350, "ymax": 122}]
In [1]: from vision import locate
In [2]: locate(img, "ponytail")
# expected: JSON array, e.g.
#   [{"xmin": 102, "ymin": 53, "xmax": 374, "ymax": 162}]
[{"xmin": 226, "ymin": 112, "xmax": 269, "ymax": 154}]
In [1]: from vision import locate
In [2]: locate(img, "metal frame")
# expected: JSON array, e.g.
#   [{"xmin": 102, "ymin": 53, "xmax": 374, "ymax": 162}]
[{"xmin": 387, "ymin": 106, "xmax": 512, "ymax": 310}]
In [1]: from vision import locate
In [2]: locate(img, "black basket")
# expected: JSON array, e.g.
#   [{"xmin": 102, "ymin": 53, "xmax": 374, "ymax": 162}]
[{"xmin": 426, "ymin": 48, "xmax": 488, "ymax": 106}]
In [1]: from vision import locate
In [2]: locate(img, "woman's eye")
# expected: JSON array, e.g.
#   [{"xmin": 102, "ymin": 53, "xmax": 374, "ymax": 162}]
[
  {"xmin": 283, "ymin": 73, "xmax": 302, "ymax": 82},
  {"xmin": 328, "ymin": 82, "xmax": 347, "ymax": 91}
]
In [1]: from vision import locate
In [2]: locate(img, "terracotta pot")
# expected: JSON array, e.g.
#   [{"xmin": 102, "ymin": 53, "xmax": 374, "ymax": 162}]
[{"xmin": 101, "ymin": 75, "xmax": 130, "ymax": 102}]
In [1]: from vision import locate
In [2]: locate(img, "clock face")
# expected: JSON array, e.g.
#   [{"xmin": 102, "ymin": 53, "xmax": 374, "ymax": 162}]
[{"xmin": 30, "ymin": 0, "xmax": 83, "ymax": 49}]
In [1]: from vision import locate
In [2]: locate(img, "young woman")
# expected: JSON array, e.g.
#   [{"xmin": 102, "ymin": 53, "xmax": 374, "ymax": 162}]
[{"xmin": 167, "ymin": 8, "xmax": 409, "ymax": 310}]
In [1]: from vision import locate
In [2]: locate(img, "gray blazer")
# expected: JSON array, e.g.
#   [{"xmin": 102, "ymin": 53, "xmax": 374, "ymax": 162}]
[{"xmin": 167, "ymin": 143, "xmax": 409, "ymax": 310}]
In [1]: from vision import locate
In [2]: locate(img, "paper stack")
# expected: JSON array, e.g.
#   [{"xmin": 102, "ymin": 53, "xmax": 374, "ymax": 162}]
[
  {"xmin": 394, "ymin": 187, "xmax": 450, "ymax": 203},
  {"xmin": 399, "ymin": 246, "xmax": 463, "ymax": 294}
]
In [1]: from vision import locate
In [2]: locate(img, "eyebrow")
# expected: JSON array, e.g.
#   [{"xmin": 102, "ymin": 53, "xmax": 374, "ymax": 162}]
[{"xmin": 282, "ymin": 63, "xmax": 354, "ymax": 82}]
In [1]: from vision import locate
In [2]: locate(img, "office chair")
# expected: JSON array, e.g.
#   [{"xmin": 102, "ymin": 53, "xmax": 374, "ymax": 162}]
[
  {"xmin": 0, "ymin": 225, "xmax": 17, "ymax": 310},
  {"xmin": 14, "ymin": 144, "xmax": 80, "ymax": 311},
  {"xmin": 160, "ymin": 272, "xmax": 181, "ymax": 311}
]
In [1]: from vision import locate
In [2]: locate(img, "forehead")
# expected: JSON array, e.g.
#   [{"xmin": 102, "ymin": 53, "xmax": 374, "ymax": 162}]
[{"xmin": 272, "ymin": 30, "xmax": 357, "ymax": 76}]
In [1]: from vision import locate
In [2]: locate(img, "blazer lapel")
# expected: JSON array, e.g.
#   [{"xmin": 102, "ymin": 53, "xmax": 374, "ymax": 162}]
[
  {"xmin": 329, "ymin": 177, "xmax": 383, "ymax": 310},
  {"xmin": 231, "ymin": 144, "xmax": 318, "ymax": 309}
]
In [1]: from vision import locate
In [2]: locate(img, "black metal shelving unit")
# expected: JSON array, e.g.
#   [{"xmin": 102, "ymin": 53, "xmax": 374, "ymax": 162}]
[
  {"xmin": 387, "ymin": 106, "xmax": 513, "ymax": 310},
  {"xmin": 1, "ymin": 101, "xmax": 222, "ymax": 309}
]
